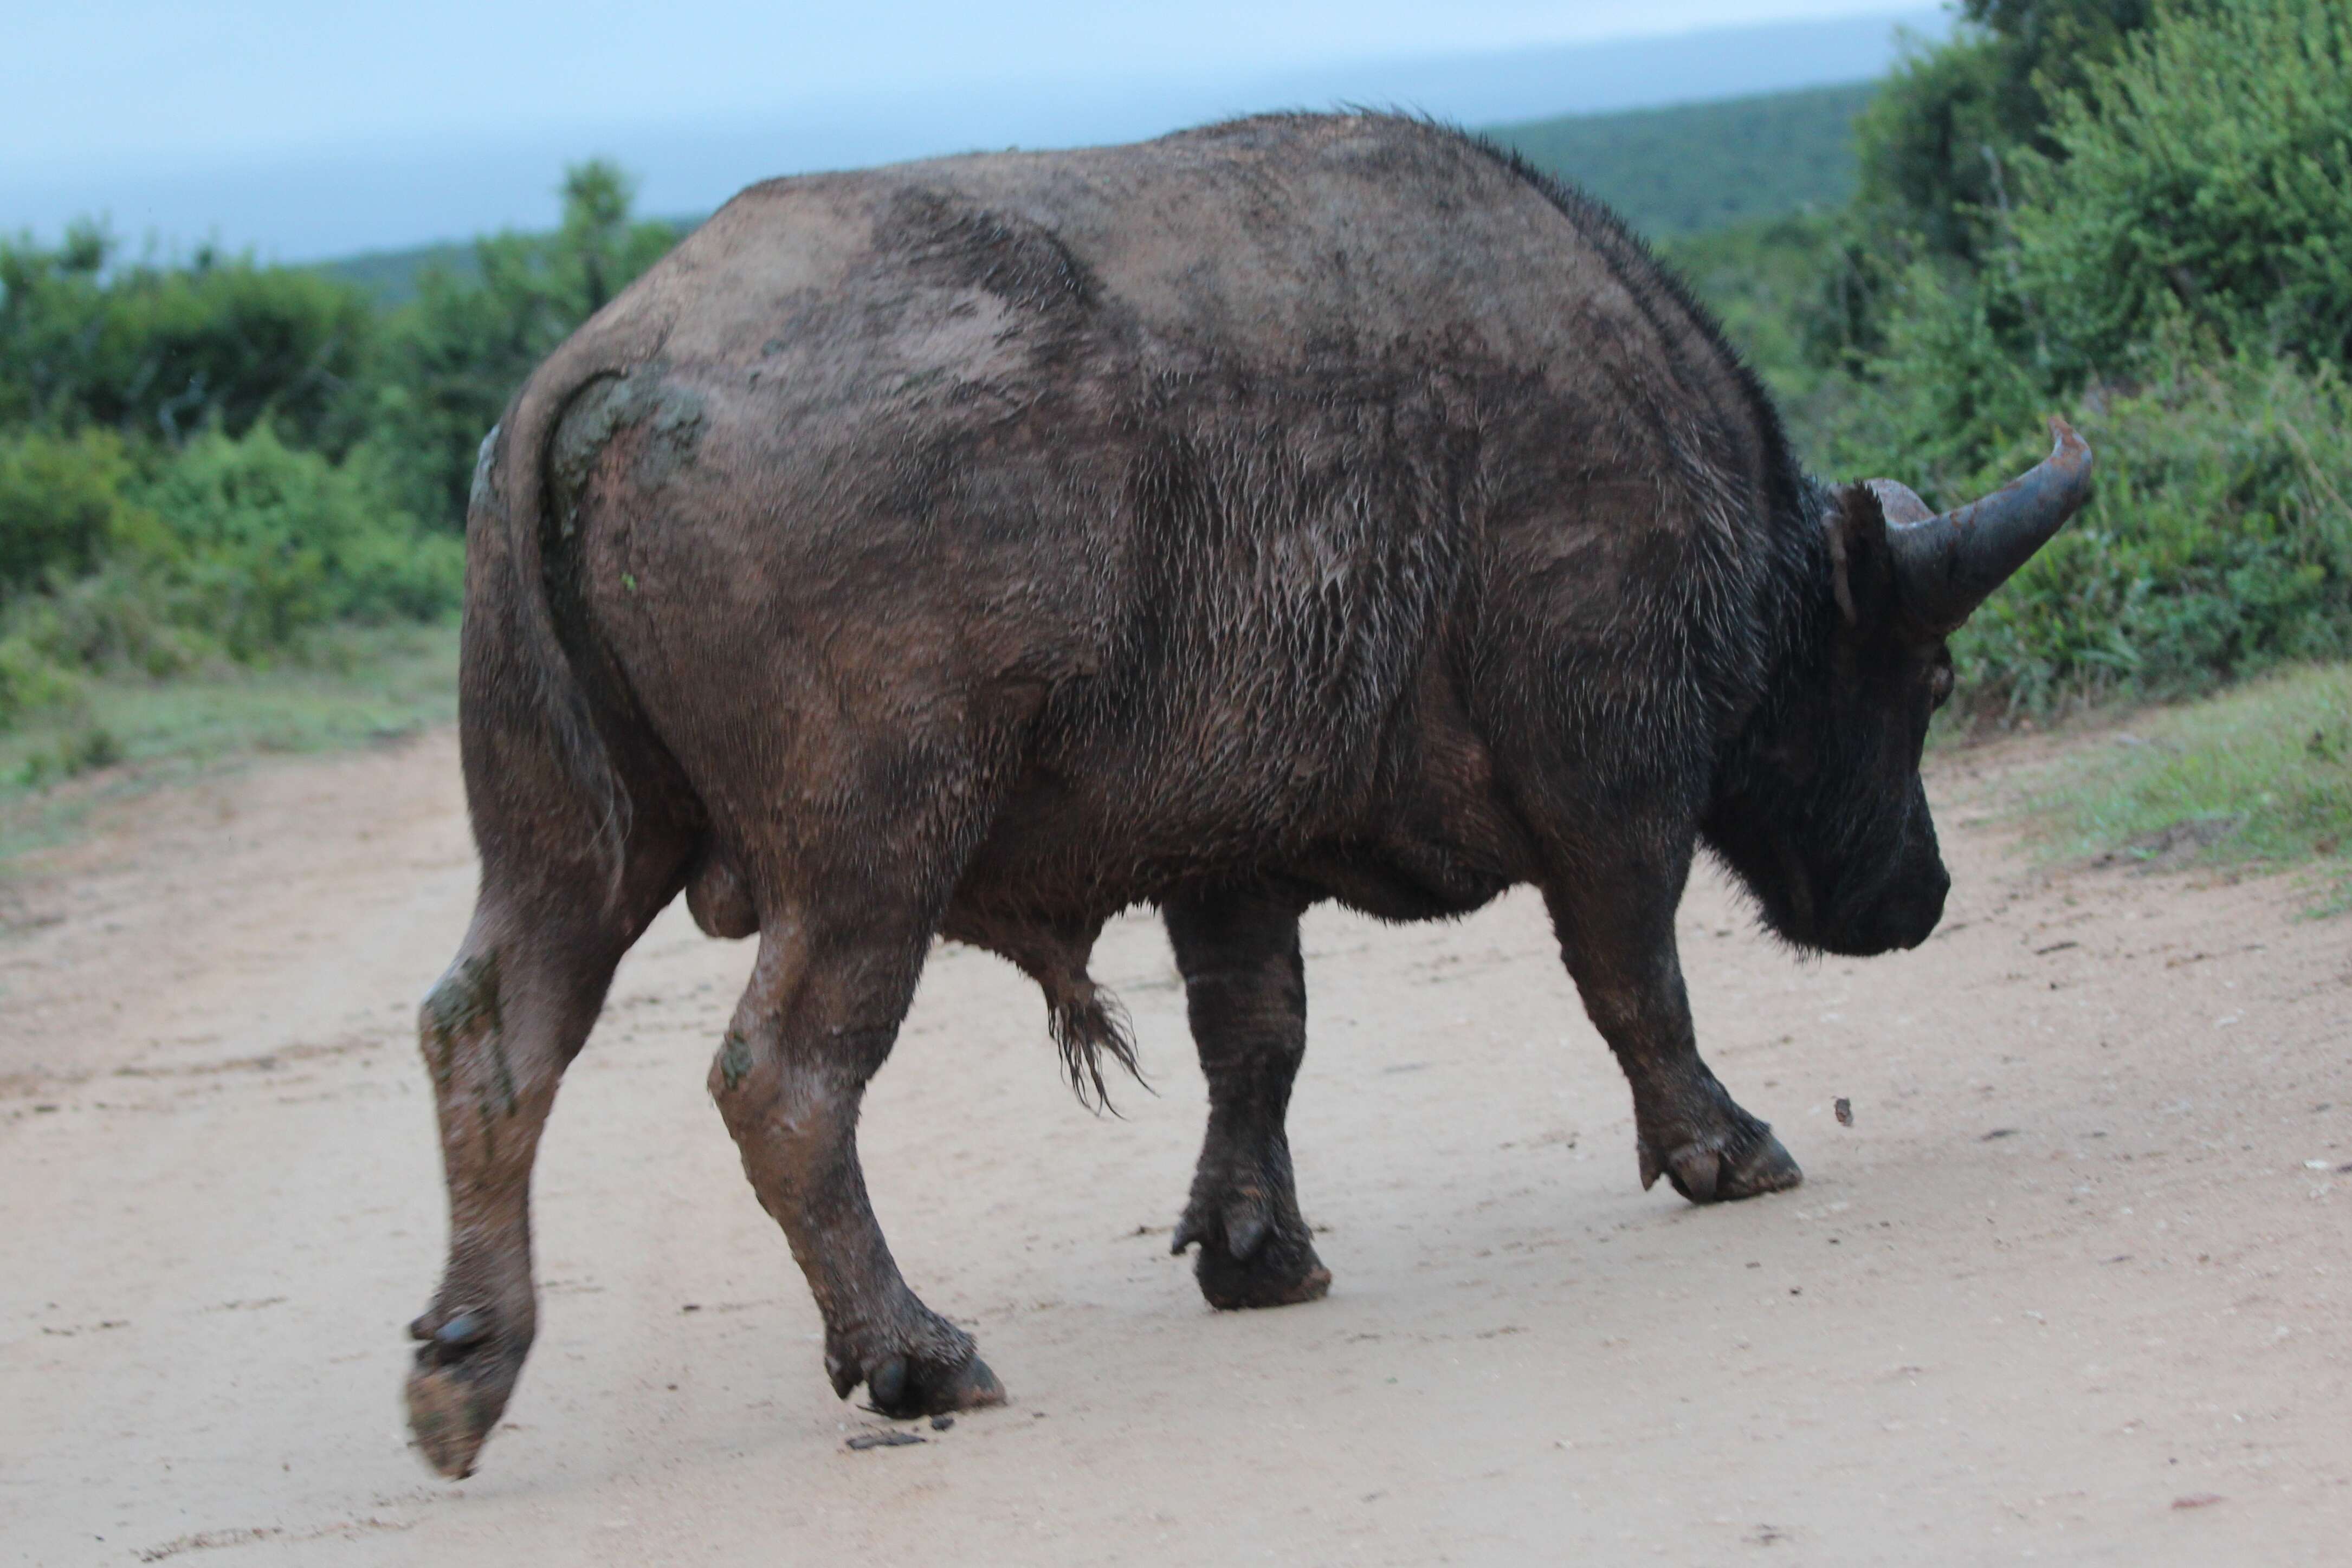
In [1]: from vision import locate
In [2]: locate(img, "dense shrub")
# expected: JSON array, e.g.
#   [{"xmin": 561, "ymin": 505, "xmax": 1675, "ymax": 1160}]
[
  {"xmin": 134, "ymin": 426, "xmax": 462, "ymax": 658},
  {"xmin": 363, "ymin": 160, "xmax": 679, "ymax": 527},
  {"xmin": 1714, "ymin": 0, "xmax": 2352, "ymax": 717},
  {"xmin": 1851, "ymin": 3, "xmax": 2164, "ymax": 266},
  {"xmin": 2012, "ymin": 0, "xmax": 2352, "ymax": 377},
  {"xmin": 0, "ymin": 227, "xmax": 377, "ymax": 452},
  {"xmin": 0, "ymin": 628, "xmax": 81, "ymax": 729},
  {"xmin": 0, "ymin": 427, "xmax": 462, "ymax": 727},
  {"xmin": 1843, "ymin": 354, "xmax": 2352, "ymax": 715},
  {"xmin": 0, "ymin": 160, "xmax": 665, "ymax": 733},
  {"xmin": 0, "ymin": 427, "xmax": 160, "ymax": 591}
]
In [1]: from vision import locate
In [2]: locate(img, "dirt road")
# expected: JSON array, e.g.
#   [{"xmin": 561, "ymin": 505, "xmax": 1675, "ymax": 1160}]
[{"xmin": 3, "ymin": 729, "xmax": 2347, "ymax": 1565}]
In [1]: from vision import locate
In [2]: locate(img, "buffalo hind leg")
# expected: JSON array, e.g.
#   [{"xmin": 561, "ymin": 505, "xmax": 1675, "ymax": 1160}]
[
  {"xmin": 1164, "ymin": 883, "xmax": 1332, "ymax": 1310},
  {"xmin": 1545, "ymin": 861, "xmax": 1802, "ymax": 1204},
  {"xmin": 710, "ymin": 901, "xmax": 1006, "ymax": 1418},
  {"xmin": 405, "ymin": 889, "xmax": 654, "ymax": 1478}
]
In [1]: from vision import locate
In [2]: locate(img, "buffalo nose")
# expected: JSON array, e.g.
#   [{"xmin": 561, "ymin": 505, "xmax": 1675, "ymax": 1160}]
[{"xmin": 1894, "ymin": 865, "xmax": 1950, "ymax": 950}]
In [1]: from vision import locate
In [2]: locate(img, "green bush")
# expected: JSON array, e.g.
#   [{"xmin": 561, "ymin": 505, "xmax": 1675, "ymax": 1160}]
[
  {"xmin": 1810, "ymin": 258, "xmax": 2047, "ymax": 483},
  {"xmin": 1850, "ymin": 3, "xmax": 2166, "ymax": 275},
  {"xmin": 0, "ymin": 630, "xmax": 79, "ymax": 730},
  {"xmin": 0, "ymin": 227, "xmax": 377, "ymax": 452},
  {"xmin": 0, "ymin": 160, "xmax": 669, "ymax": 742},
  {"xmin": 1928, "ymin": 356, "xmax": 2352, "ymax": 714},
  {"xmin": 364, "ymin": 160, "xmax": 681, "ymax": 528},
  {"xmin": 0, "ymin": 427, "xmax": 163, "ymax": 591},
  {"xmin": 133, "ymin": 426, "xmax": 462, "ymax": 658},
  {"xmin": 2012, "ymin": 0, "xmax": 2352, "ymax": 378},
  {"xmin": 0, "ymin": 425, "xmax": 463, "ymax": 729}
]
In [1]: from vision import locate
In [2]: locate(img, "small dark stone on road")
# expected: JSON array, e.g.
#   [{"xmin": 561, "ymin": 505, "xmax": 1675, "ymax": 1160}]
[
  {"xmin": 846, "ymin": 1430, "xmax": 926, "ymax": 1451},
  {"xmin": 1981, "ymin": 1128, "xmax": 2019, "ymax": 1141},
  {"xmin": 2170, "ymin": 1493, "xmax": 2225, "ymax": 1510},
  {"xmin": 1834, "ymin": 1098, "xmax": 1852, "ymax": 1127},
  {"xmin": 930, "ymin": 1415, "xmax": 954, "ymax": 1431}
]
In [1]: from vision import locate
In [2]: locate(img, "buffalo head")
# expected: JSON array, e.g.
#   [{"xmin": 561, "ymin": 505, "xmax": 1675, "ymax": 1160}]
[{"xmin": 1705, "ymin": 418, "xmax": 2093, "ymax": 956}]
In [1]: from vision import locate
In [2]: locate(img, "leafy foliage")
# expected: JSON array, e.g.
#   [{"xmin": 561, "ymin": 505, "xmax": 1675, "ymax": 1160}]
[
  {"xmin": 1673, "ymin": 0, "xmax": 2352, "ymax": 719},
  {"xmin": 139, "ymin": 426, "xmax": 464, "ymax": 650},
  {"xmin": 0, "ymin": 225, "xmax": 376, "ymax": 452},
  {"xmin": 2011, "ymin": 0, "xmax": 2352, "ymax": 377},
  {"xmin": 0, "ymin": 160, "xmax": 676, "ymax": 735},
  {"xmin": 1853, "ymin": 0, "xmax": 2162, "ymax": 264},
  {"xmin": 363, "ymin": 160, "xmax": 681, "ymax": 527},
  {"xmin": 0, "ymin": 428, "xmax": 157, "ymax": 592},
  {"xmin": 1948, "ymin": 357, "xmax": 2352, "ymax": 711}
]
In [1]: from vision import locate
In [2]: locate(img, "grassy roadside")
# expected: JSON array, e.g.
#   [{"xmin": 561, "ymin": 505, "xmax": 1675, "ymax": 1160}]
[
  {"xmin": 0, "ymin": 619, "xmax": 457, "ymax": 867},
  {"xmin": 2005, "ymin": 663, "xmax": 2352, "ymax": 913}
]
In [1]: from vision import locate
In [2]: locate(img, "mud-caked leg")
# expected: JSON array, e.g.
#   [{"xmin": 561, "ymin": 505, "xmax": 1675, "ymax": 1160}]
[
  {"xmin": 405, "ymin": 902, "xmax": 636, "ymax": 1478},
  {"xmin": 1164, "ymin": 884, "xmax": 1332, "ymax": 1310},
  {"xmin": 709, "ymin": 907, "xmax": 1006, "ymax": 1418},
  {"xmin": 1545, "ymin": 863, "xmax": 1802, "ymax": 1204}
]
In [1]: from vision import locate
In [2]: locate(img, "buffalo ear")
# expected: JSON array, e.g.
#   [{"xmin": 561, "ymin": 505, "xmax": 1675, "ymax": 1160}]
[{"xmin": 1825, "ymin": 483, "xmax": 1897, "ymax": 631}]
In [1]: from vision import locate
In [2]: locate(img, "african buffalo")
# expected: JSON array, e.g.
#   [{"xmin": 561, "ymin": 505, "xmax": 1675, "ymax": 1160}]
[{"xmin": 404, "ymin": 112, "xmax": 2091, "ymax": 1477}]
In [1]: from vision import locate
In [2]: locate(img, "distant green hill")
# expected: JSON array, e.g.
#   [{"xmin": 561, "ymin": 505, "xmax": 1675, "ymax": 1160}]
[
  {"xmin": 314, "ymin": 224, "xmax": 694, "ymax": 307},
  {"xmin": 1482, "ymin": 80, "xmax": 1873, "ymax": 237},
  {"xmin": 314, "ymin": 238, "xmax": 480, "ymax": 304},
  {"xmin": 314, "ymin": 81, "xmax": 1875, "ymax": 301}
]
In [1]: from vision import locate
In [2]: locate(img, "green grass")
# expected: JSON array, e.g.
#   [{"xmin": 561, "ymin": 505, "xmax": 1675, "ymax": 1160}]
[
  {"xmin": 0, "ymin": 619, "xmax": 457, "ymax": 866},
  {"xmin": 2013, "ymin": 663, "xmax": 2352, "ymax": 911}
]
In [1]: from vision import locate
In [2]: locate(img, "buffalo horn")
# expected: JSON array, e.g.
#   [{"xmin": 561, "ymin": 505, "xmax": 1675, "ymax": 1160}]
[{"xmin": 1876, "ymin": 416, "xmax": 2094, "ymax": 634}]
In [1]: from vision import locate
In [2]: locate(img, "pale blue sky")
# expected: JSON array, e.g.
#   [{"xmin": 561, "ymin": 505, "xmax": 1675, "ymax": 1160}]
[{"xmin": 2, "ymin": 1, "xmax": 1948, "ymax": 258}]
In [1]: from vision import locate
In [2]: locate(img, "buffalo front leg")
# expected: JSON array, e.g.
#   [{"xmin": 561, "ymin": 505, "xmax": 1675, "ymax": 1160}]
[
  {"xmin": 710, "ymin": 912, "xmax": 1006, "ymax": 1418},
  {"xmin": 405, "ymin": 904, "xmax": 628, "ymax": 1478},
  {"xmin": 1545, "ymin": 866, "xmax": 1802, "ymax": 1204},
  {"xmin": 1164, "ymin": 884, "xmax": 1332, "ymax": 1310}
]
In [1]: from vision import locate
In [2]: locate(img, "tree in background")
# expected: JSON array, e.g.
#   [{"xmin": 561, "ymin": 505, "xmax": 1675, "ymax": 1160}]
[
  {"xmin": 363, "ymin": 159, "xmax": 680, "ymax": 528},
  {"xmin": 1821, "ymin": 0, "xmax": 2352, "ymax": 712},
  {"xmin": 1853, "ymin": 0, "xmax": 2161, "ymax": 264},
  {"xmin": 1799, "ymin": 0, "xmax": 2168, "ymax": 370},
  {"xmin": 2013, "ymin": 0, "xmax": 2352, "ymax": 378},
  {"xmin": 0, "ymin": 159, "xmax": 681, "ymax": 731},
  {"xmin": 0, "ymin": 224, "xmax": 376, "ymax": 453}
]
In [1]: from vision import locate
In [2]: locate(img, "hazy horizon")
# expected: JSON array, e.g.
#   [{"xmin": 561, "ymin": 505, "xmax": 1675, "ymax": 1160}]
[{"xmin": 5, "ymin": 3, "xmax": 1949, "ymax": 262}]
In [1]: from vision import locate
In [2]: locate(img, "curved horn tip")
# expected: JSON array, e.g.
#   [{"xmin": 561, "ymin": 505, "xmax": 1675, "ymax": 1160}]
[{"xmin": 2045, "ymin": 414, "xmax": 2091, "ymax": 469}]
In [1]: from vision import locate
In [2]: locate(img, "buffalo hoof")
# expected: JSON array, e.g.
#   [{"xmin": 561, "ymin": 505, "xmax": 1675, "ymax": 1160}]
[
  {"xmin": 842, "ymin": 1345, "xmax": 1006, "ymax": 1420},
  {"xmin": 1173, "ymin": 1194, "xmax": 1332, "ymax": 1311},
  {"xmin": 403, "ymin": 1312, "xmax": 524, "ymax": 1480},
  {"xmin": 1646, "ymin": 1128, "xmax": 1804, "ymax": 1205}
]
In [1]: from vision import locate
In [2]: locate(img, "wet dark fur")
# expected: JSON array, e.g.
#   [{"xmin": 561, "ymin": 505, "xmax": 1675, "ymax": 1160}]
[{"xmin": 405, "ymin": 112, "xmax": 1977, "ymax": 1478}]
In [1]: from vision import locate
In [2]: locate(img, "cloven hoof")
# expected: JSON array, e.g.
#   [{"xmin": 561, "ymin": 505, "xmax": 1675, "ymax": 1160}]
[
  {"xmin": 861, "ymin": 1352, "xmax": 1007, "ymax": 1421},
  {"xmin": 1661, "ymin": 1130, "xmax": 1805, "ymax": 1204}
]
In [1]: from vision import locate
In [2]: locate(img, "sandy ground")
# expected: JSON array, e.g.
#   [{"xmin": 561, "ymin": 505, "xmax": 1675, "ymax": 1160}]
[{"xmin": 2, "ymin": 728, "xmax": 2348, "ymax": 1567}]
